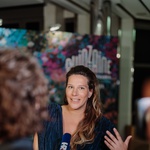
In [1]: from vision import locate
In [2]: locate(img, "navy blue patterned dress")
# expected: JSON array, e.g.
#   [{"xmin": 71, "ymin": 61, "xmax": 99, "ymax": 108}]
[
  {"xmin": 38, "ymin": 102, "xmax": 115, "ymax": 150},
  {"xmin": 0, "ymin": 138, "xmax": 33, "ymax": 150}
]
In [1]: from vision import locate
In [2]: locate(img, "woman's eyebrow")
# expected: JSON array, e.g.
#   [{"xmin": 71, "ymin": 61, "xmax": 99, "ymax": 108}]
[{"xmin": 67, "ymin": 84, "xmax": 88, "ymax": 87}]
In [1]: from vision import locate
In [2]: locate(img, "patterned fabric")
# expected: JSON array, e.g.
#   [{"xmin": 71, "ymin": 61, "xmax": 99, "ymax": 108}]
[
  {"xmin": 0, "ymin": 137, "xmax": 33, "ymax": 150},
  {"xmin": 38, "ymin": 102, "xmax": 115, "ymax": 150}
]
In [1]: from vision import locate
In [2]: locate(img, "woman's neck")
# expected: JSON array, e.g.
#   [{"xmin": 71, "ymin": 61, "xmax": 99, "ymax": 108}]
[
  {"xmin": 65, "ymin": 105, "xmax": 85, "ymax": 118},
  {"xmin": 62, "ymin": 105, "xmax": 85, "ymax": 134}
]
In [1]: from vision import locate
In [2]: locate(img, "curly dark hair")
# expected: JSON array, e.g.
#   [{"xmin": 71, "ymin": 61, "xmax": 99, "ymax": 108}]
[
  {"xmin": 64, "ymin": 65, "xmax": 102, "ymax": 149},
  {"xmin": 0, "ymin": 49, "xmax": 49, "ymax": 142}
]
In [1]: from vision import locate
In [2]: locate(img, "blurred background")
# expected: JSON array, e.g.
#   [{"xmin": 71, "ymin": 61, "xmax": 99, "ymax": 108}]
[{"xmin": 0, "ymin": 0, "xmax": 150, "ymax": 149}]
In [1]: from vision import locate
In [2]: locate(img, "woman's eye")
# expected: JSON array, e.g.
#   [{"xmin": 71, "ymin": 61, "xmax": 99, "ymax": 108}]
[
  {"xmin": 67, "ymin": 86, "xmax": 73, "ymax": 89},
  {"xmin": 79, "ymin": 87, "xmax": 85, "ymax": 90}
]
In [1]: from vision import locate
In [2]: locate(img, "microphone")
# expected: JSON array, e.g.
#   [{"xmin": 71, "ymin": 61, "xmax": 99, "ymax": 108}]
[{"xmin": 59, "ymin": 133, "xmax": 71, "ymax": 150}]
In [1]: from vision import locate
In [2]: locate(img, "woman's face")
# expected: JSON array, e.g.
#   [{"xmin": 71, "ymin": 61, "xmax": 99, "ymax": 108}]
[{"xmin": 66, "ymin": 74, "xmax": 93, "ymax": 111}]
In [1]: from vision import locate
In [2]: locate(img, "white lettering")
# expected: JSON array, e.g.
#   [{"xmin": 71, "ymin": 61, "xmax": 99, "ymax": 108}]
[
  {"xmin": 60, "ymin": 142, "xmax": 68, "ymax": 150},
  {"xmin": 65, "ymin": 45, "xmax": 113, "ymax": 79}
]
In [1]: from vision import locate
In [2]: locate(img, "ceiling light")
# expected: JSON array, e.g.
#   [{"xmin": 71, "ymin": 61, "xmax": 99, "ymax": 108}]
[
  {"xmin": 0, "ymin": 19, "xmax": 3, "ymax": 26},
  {"xmin": 50, "ymin": 24, "xmax": 61, "ymax": 32}
]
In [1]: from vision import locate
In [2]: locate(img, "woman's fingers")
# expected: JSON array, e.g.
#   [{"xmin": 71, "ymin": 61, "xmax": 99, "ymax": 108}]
[
  {"xmin": 113, "ymin": 128, "xmax": 122, "ymax": 141},
  {"xmin": 104, "ymin": 131, "xmax": 118, "ymax": 149},
  {"xmin": 106, "ymin": 129, "xmax": 118, "ymax": 144},
  {"xmin": 104, "ymin": 138, "xmax": 114, "ymax": 149}
]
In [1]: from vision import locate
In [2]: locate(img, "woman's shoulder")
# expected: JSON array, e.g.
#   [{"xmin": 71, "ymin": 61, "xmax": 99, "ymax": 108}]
[
  {"xmin": 93, "ymin": 116, "xmax": 116, "ymax": 149},
  {"xmin": 99, "ymin": 115, "xmax": 114, "ymax": 124},
  {"xmin": 48, "ymin": 102, "xmax": 61, "ymax": 108},
  {"xmin": 96, "ymin": 115, "xmax": 116, "ymax": 132},
  {"xmin": 42, "ymin": 102, "xmax": 63, "ymax": 129},
  {"xmin": 48, "ymin": 102, "xmax": 61, "ymax": 113}
]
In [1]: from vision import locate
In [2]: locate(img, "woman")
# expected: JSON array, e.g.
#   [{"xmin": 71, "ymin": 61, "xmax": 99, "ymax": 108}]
[
  {"xmin": 33, "ymin": 65, "xmax": 131, "ymax": 150},
  {"xmin": 0, "ymin": 49, "xmax": 49, "ymax": 150}
]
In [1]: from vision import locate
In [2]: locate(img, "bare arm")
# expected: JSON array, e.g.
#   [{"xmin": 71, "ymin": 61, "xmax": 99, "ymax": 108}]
[{"xmin": 33, "ymin": 133, "xmax": 39, "ymax": 150}]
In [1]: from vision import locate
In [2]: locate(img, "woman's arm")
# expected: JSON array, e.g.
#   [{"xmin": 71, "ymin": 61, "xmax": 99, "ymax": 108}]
[
  {"xmin": 33, "ymin": 133, "xmax": 39, "ymax": 150},
  {"xmin": 104, "ymin": 128, "xmax": 132, "ymax": 150}
]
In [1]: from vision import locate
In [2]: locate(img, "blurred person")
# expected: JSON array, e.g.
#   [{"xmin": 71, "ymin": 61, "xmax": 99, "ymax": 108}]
[
  {"xmin": 141, "ymin": 78, "xmax": 150, "ymax": 98},
  {"xmin": 33, "ymin": 65, "xmax": 131, "ymax": 150},
  {"xmin": 0, "ymin": 49, "xmax": 49, "ymax": 150},
  {"xmin": 140, "ymin": 78, "xmax": 150, "ymax": 141},
  {"xmin": 144, "ymin": 106, "xmax": 150, "ymax": 141}
]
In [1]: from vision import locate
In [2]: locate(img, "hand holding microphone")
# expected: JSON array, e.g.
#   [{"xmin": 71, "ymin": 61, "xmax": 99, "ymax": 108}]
[{"xmin": 59, "ymin": 133, "xmax": 71, "ymax": 150}]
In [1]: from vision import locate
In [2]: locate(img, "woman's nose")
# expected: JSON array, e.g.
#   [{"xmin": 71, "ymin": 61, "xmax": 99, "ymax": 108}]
[{"xmin": 72, "ymin": 88, "xmax": 78, "ymax": 95}]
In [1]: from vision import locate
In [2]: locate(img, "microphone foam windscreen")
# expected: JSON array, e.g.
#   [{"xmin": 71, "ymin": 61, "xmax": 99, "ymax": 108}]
[{"xmin": 59, "ymin": 133, "xmax": 71, "ymax": 150}]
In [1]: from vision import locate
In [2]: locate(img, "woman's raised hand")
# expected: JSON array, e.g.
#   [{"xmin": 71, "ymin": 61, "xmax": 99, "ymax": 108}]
[{"xmin": 104, "ymin": 128, "xmax": 132, "ymax": 150}]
